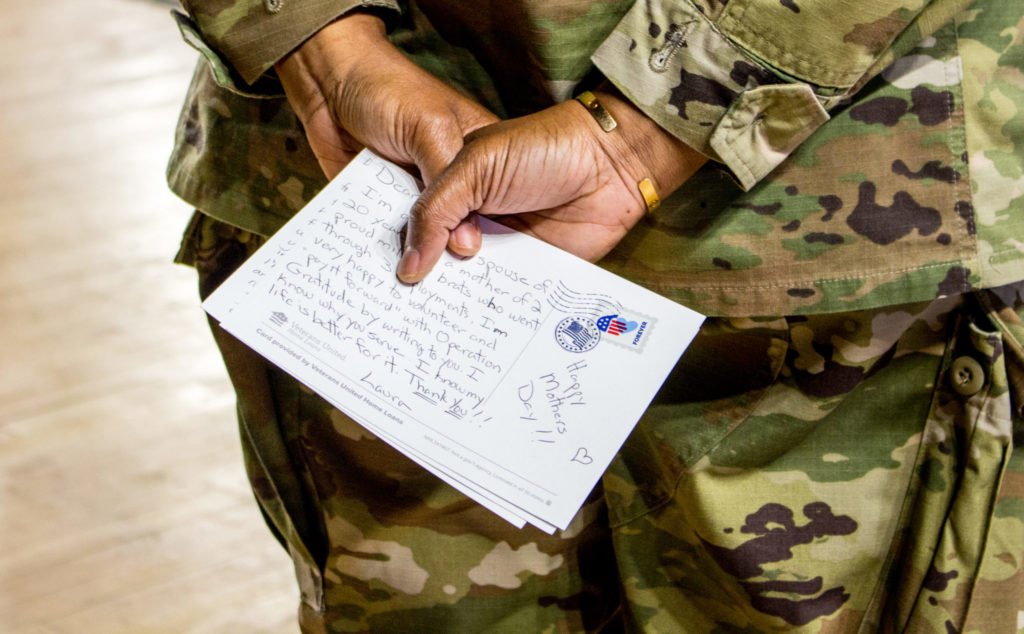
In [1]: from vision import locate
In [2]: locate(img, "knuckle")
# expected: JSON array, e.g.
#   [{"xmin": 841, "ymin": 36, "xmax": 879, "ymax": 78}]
[
  {"xmin": 414, "ymin": 110, "xmax": 460, "ymax": 143},
  {"xmin": 408, "ymin": 198, "xmax": 445, "ymax": 227},
  {"xmin": 416, "ymin": 200, "xmax": 457, "ymax": 228}
]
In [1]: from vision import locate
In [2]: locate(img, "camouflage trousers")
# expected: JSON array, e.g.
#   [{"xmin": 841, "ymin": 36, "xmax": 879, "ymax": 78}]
[{"xmin": 180, "ymin": 213, "xmax": 1024, "ymax": 633}]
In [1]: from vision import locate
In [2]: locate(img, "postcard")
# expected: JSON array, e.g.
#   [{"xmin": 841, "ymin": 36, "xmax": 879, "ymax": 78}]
[{"xmin": 204, "ymin": 150, "xmax": 704, "ymax": 531}]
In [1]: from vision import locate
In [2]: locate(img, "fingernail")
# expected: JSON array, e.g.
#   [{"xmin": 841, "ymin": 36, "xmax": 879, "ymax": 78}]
[
  {"xmin": 397, "ymin": 248, "xmax": 420, "ymax": 283},
  {"xmin": 454, "ymin": 214, "xmax": 482, "ymax": 253},
  {"xmin": 453, "ymin": 222, "xmax": 476, "ymax": 251}
]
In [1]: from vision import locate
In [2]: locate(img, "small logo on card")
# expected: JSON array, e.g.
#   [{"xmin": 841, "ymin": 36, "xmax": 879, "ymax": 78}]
[
  {"xmin": 269, "ymin": 312, "xmax": 288, "ymax": 327},
  {"xmin": 597, "ymin": 312, "xmax": 653, "ymax": 352},
  {"xmin": 597, "ymin": 314, "xmax": 638, "ymax": 336},
  {"xmin": 554, "ymin": 316, "xmax": 601, "ymax": 353}
]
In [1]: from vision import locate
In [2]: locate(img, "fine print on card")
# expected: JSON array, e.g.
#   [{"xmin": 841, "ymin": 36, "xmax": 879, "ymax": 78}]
[{"xmin": 204, "ymin": 150, "xmax": 704, "ymax": 532}]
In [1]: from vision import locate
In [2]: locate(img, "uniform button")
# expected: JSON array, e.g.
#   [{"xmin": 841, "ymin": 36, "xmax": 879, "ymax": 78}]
[{"xmin": 950, "ymin": 356, "xmax": 985, "ymax": 396}]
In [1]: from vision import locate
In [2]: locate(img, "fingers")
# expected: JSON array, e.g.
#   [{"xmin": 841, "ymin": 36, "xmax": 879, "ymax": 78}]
[
  {"xmin": 448, "ymin": 213, "xmax": 482, "ymax": 257},
  {"xmin": 397, "ymin": 104, "xmax": 493, "ymax": 283},
  {"xmin": 397, "ymin": 159, "xmax": 482, "ymax": 283},
  {"xmin": 309, "ymin": 121, "xmax": 364, "ymax": 179},
  {"xmin": 456, "ymin": 102, "xmax": 501, "ymax": 138},
  {"xmin": 409, "ymin": 102, "xmax": 498, "ymax": 186},
  {"xmin": 411, "ymin": 119, "xmax": 463, "ymax": 187}
]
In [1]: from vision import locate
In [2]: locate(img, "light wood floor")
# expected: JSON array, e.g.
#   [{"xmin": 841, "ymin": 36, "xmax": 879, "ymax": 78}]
[{"xmin": 0, "ymin": 1, "xmax": 300, "ymax": 631}]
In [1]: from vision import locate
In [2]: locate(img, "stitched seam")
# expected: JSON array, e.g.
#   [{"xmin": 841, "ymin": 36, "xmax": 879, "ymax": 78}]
[
  {"xmin": 946, "ymin": 22, "xmax": 979, "ymax": 292},
  {"xmin": 717, "ymin": 1, "xmax": 869, "ymax": 86},
  {"xmin": 987, "ymin": 247, "xmax": 1024, "ymax": 259},
  {"xmin": 644, "ymin": 259, "xmax": 974, "ymax": 292},
  {"xmin": 712, "ymin": 131, "xmax": 756, "ymax": 188},
  {"xmin": 946, "ymin": 55, "xmax": 974, "ymax": 295}
]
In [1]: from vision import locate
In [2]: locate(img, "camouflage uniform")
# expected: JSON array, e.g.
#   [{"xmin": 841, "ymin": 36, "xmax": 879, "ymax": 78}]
[{"xmin": 169, "ymin": 0, "xmax": 1024, "ymax": 631}]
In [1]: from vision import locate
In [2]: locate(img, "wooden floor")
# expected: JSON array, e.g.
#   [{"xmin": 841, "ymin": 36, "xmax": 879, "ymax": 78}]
[{"xmin": 0, "ymin": 1, "xmax": 300, "ymax": 632}]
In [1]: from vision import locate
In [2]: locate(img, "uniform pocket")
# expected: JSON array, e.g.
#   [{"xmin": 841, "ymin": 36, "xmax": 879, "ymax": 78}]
[{"xmin": 603, "ymin": 316, "xmax": 790, "ymax": 526}]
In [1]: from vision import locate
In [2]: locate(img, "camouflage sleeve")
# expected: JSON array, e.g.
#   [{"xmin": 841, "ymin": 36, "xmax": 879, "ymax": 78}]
[
  {"xmin": 591, "ymin": 0, "xmax": 973, "ymax": 190},
  {"xmin": 179, "ymin": 0, "xmax": 402, "ymax": 86}
]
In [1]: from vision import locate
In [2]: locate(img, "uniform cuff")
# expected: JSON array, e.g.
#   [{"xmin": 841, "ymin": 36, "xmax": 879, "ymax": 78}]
[
  {"xmin": 180, "ymin": 0, "xmax": 400, "ymax": 86},
  {"xmin": 591, "ymin": 0, "xmax": 833, "ymax": 190}
]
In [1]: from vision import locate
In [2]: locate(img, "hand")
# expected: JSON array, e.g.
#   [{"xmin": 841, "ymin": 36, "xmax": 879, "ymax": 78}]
[
  {"xmin": 396, "ymin": 88, "xmax": 707, "ymax": 283},
  {"xmin": 275, "ymin": 12, "xmax": 498, "ymax": 184}
]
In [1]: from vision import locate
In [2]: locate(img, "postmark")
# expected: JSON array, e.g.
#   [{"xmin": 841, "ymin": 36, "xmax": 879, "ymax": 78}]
[{"xmin": 554, "ymin": 316, "xmax": 601, "ymax": 353}]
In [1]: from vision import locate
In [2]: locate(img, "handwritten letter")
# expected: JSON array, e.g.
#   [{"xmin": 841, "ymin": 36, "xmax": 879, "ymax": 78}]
[{"xmin": 204, "ymin": 150, "xmax": 704, "ymax": 531}]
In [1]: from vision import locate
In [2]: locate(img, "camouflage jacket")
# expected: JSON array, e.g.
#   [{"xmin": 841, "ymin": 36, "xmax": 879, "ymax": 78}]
[{"xmin": 167, "ymin": 0, "xmax": 1024, "ymax": 317}]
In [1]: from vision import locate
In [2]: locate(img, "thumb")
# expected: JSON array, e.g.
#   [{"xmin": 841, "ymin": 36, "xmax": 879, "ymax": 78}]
[
  {"xmin": 409, "ymin": 103, "xmax": 499, "ymax": 186},
  {"xmin": 397, "ymin": 156, "xmax": 484, "ymax": 283},
  {"xmin": 408, "ymin": 115, "xmax": 464, "ymax": 187}
]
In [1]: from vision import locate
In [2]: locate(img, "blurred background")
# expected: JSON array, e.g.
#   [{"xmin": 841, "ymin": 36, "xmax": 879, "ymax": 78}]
[{"xmin": 0, "ymin": 0, "xmax": 299, "ymax": 631}]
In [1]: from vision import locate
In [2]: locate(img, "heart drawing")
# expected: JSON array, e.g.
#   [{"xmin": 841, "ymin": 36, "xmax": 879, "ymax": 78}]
[{"xmin": 571, "ymin": 447, "xmax": 594, "ymax": 465}]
